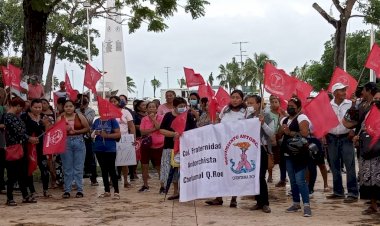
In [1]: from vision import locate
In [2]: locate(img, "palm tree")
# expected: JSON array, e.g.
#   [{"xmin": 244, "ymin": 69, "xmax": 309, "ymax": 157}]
[
  {"xmin": 242, "ymin": 53, "xmax": 276, "ymax": 93},
  {"xmin": 217, "ymin": 57, "xmax": 241, "ymax": 92},
  {"xmin": 126, "ymin": 76, "xmax": 136, "ymax": 93},
  {"xmin": 177, "ymin": 77, "xmax": 186, "ymax": 88},
  {"xmin": 151, "ymin": 76, "xmax": 161, "ymax": 98},
  {"xmin": 208, "ymin": 72, "xmax": 214, "ymax": 86}
]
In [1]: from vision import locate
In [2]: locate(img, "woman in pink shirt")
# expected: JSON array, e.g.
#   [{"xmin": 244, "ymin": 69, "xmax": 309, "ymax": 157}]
[
  {"xmin": 157, "ymin": 90, "xmax": 176, "ymax": 115},
  {"xmin": 138, "ymin": 102, "xmax": 165, "ymax": 193}
]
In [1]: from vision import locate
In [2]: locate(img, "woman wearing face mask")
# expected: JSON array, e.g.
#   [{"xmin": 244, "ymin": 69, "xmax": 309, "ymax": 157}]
[
  {"xmin": 353, "ymin": 91, "xmax": 380, "ymax": 215},
  {"xmin": 245, "ymin": 95, "xmax": 274, "ymax": 213},
  {"xmin": 157, "ymin": 90, "xmax": 176, "ymax": 115},
  {"xmin": 160, "ymin": 97, "xmax": 197, "ymax": 199},
  {"xmin": 205, "ymin": 90, "xmax": 247, "ymax": 208},
  {"xmin": 20, "ymin": 99, "xmax": 52, "ymax": 198},
  {"xmin": 188, "ymin": 93, "xmax": 202, "ymax": 122},
  {"xmin": 277, "ymin": 97, "xmax": 312, "ymax": 217}
]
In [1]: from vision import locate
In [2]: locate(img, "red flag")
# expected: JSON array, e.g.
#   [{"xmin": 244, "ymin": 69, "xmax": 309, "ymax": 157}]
[
  {"xmin": 279, "ymin": 98, "xmax": 288, "ymax": 111},
  {"xmin": 43, "ymin": 119, "xmax": 67, "ymax": 155},
  {"xmin": 208, "ymin": 98, "xmax": 218, "ymax": 123},
  {"xmin": 365, "ymin": 43, "xmax": 380, "ymax": 78},
  {"xmin": 84, "ymin": 63, "xmax": 102, "ymax": 93},
  {"xmin": 327, "ymin": 67, "xmax": 358, "ymax": 98},
  {"xmin": 27, "ymin": 142, "xmax": 37, "ymax": 176},
  {"xmin": 198, "ymin": 83, "xmax": 215, "ymax": 100},
  {"xmin": 1, "ymin": 64, "xmax": 22, "ymax": 90},
  {"xmin": 264, "ymin": 63, "xmax": 297, "ymax": 100},
  {"xmin": 97, "ymin": 96, "xmax": 122, "ymax": 120},
  {"xmin": 365, "ymin": 105, "xmax": 380, "ymax": 146},
  {"xmin": 171, "ymin": 112, "xmax": 188, "ymax": 153},
  {"xmin": 65, "ymin": 73, "xmax": 79, "ymax": 101},
  {"xmin": 215, "ymin": 87, "xmax": 230, "ymax": 111},
  {"xmin": 53, "ymin": 92, "xmax": 59, "ymax": 107},
  {"xmin": 184, "ymin": 67, "xmax": 205, "ymax": 87},
  {"xmin": 293, "ymin": 78, "xmax": 313, "ymax": 106},
  {"xmin": 303, "ymin": 91, "xmax": 340, "ymax": 138}
]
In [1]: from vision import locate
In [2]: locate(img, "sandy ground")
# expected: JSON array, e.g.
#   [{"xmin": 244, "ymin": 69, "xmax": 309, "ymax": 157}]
[{"xmin": 0, "ymin": 167, "xmax": 379, "ymax": 226}]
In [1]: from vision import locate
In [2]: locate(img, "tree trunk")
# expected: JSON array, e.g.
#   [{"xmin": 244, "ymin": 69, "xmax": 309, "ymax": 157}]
[
  {"xmin": 45, "ymin": 34, "xmax": 63, "ymax": 95},
  {"xmin": 334, "ymin": 20, "xmax": 348, "ymax": 69},
  {"xmin": 153, "ymin": 86, "xmax": 156, "ymax": 98},
  {"xmin": 21, "ymin": 0, "xmax": 50, "ymax": 81}
]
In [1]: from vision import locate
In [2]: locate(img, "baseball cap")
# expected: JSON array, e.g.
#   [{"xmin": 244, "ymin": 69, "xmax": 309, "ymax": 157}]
[{"xmin": 332, "ymin": 83, "xmax": 348, "ymax": 93}]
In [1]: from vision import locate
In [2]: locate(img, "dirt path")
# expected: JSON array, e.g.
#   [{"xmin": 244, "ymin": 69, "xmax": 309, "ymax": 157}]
[{"xmin": 0, "ymin": 168, "xmax": 378, "ymax": 226}]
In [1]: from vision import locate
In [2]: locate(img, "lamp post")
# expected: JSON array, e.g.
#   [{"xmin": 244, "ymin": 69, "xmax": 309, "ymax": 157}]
[
  {"xmin": 84, "ymin": 1, "xmax": 91, "ymax": 63},
  {"xmin": 370, "ymin": 24, "xmax": 376, "ymax": 82}
]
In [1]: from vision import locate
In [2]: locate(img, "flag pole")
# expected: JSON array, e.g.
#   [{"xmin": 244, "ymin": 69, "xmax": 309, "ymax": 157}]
[{"xmin": 356, "ymin": 67, "xmax": 366, "ymax": 86}]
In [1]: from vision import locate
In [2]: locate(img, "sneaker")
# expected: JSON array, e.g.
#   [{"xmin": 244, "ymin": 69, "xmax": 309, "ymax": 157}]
[
  {"xmin": 303, "ymin": 206, "xmax": 312, "ymax": 217},
  {"xmin": 343, "ymin": 196, "xmax": 358, "ymax": 203},
  {"xmin": 138, "ymin": 186, "xmax": 149, "ymax": 192},
  {"xmin": 262, "ymin": 205, "xmax": 271, "ymax": 213},
  {"xmin": 286, "ymin": 204, "xmax": 301, "ymax": 213},
  {"xmin": 275, "ymin": 181, "xmax": 286, "ymax": 187},
  {"xmin": 159, "ymin": 187, "xmax": 166, "ymax": 195}
]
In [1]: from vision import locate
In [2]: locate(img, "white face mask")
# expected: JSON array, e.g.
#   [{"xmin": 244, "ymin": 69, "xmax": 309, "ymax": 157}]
[
  {"xmin": 177, "ymin": 107, "xmax": 187, "ymax": 113},
  {"xmin": 247, "ymin": 106, "xmax": 255, "ymax": 113}
]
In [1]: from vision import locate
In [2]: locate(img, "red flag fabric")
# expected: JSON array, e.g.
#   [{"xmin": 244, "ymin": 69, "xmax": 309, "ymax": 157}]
[
  {"xmin": 327, "ymin": 67, "xmax": 358, "ymax": 98},
  {"xmin": 1, "ymin": 64, "xmax": 22, "ymax": 90},
  {"xmin": 84, "ymin": 63, "xmax": 102, "ymax": 93},
  {"xmin": 365, "ymin": 43, "xmax": 380, "ymax": 78},
  {"xmin": 27, "ymin": 141, "xmax": 38, "ymax": 176},
  {"xmin": 365, "ymin": 105, "xmax": 380, "ymax": 146},
  {"xmin": 43, "ymin": 119, "xmax": 67, "ymax": 155},
  {"xmin": 198, "ymin": 83, "xmax": 215, "ymax": 100},
  {"xmin": 97, "ymin": 96, "xmax": 122, "ymax": 120},
  {"xmin": 65, "ymin": 73, "xmax": 79, "ymax": 101},
  {"xmin": 303, "ymin": 90, "xmax": 340, "ymax": 138},
  {"xmin": 184, "ymin": 67, "xmax": 205, "ymax": 87},
  {"xmin": 215, "ymin": 87, "xmax": 230, "ymax": 111},
  {"xmin": 208, "ymin": 98, "xmax": 218, "ymax": 123},
  {"xmin": 291, "ymin": 77, "xmax": 314, "ymax": 106},
  {"xmin": 171, "ymin": 112, "xmax": 188, "ymax": 154},
  {"xmin": 279, "ymin": 98, "xmax": 288, "ymax": 111},
  {"xmin": 53, "ymin": 92, "xmax": 59, "ymax": 107},
  {"xmin": 264, "ymin": 63, "xmax": 297, "ymax": 100}
]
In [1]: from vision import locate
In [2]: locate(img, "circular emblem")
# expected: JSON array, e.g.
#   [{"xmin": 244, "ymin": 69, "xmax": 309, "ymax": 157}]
[
  {"xmin": 269, "ymin": 73, "xmax": 285, "ymax": 91},
  {"xmin": 50, "ymin": 129, "xmax": 63, "ymax": 145},
  {"xmin": 336, "ymin": 76, "xmax": 349, "ymax": 86}
]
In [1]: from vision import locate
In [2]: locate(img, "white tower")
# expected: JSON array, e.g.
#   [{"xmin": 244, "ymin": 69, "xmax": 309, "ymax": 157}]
[{"xmin": 102, "ymin": 0, "xmax": 128, "ymax": 96}]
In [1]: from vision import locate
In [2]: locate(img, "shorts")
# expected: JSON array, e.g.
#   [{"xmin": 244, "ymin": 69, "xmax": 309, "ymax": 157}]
[{"xmin": 141, "ymin": 147, "xmax": 163, "ymax": 166}]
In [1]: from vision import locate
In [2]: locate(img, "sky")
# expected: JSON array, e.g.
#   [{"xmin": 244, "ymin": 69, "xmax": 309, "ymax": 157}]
[{"xmin": 44, "ymin": 0, "xmax": 373, "ymax": 98}]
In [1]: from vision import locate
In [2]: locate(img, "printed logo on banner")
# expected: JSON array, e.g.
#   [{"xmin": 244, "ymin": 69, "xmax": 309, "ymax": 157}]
[
  {"xmin": 46, "ymin": 129, "xmax": 64, "ymax": 147},
  {"xmin": 224, "ymin": 135, "xmax": 259, "ymax": 175},
  {"xmin": 269, "ymin": 72, "xmax": 285, "ymax": 93},
  {"xmin": 336, "ymin": 75, "xmax": 349, "ymax": 86}
]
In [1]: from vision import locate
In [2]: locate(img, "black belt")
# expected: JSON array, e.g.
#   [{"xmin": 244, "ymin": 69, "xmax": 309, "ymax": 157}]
[{"xmin": 327, "ymin": 133, "xmax": 349, "ymax": 138}]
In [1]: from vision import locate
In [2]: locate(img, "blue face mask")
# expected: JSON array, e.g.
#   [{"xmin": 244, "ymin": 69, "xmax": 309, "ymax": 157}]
[
  {"xmin": 177, "ymin": 107, "xmax": 187, "ymax": 113},
  {"xmin": 189, "ymin": 99, "xmax": 198, "ymax": 106},
  {"xmin": 119, "ymin": 100, "xmax": 126, "ymax": 108}
]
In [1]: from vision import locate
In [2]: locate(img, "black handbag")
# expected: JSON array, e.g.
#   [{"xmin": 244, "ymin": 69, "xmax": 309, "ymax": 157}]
[
  {"xmin": 286, "ymin": 135, "xmax": 309, "ymax": 156},
  {"xmin": 140, "ymin": 136, "xmax": 152, "ymax": 149},
  {"xmin": 360, "ymin": 132, "xmax": 380, "ymax": 160}
]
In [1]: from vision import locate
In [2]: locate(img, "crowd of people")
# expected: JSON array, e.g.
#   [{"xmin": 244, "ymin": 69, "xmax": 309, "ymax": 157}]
[{"xmin": 0, "ymin": 79, "xmax": 379, "ymax": 219}]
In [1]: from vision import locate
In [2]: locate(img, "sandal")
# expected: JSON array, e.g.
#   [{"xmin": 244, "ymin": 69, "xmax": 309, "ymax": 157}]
[
  {"xmin": 99, "ymin": 192, "xmax": 111, "ymax": 198},
  {"xmin": 22, "ymin": 195, "xmax": 37, "ymax": 203},
  {"xmin": 75, "ymin": 192, "xmax": 84, "ymax": 198},
  {"xmin": 205, "ymin": 198, "xmax": 223, "ymax": 206},
  {"xmin": 43, "ymin": 190, "xmax": 52, "ymax": 198},
  {"xmin": 167, "ymin": 194, "xmax": 180, "ymax": 200},
  {"xmin": 62, "ymin": 192, "xmax": 70, "ymax": 199},
  {"xmin": 6, "ymin": 200, "xmax": 17, "ymax": 206},
  {"xmin": 113, "ymin": 193, "xmax": 120, "ymax": 200},
  {"xmin": 324, "ymin": 187, "xmax": 331, "ymax": 192}
]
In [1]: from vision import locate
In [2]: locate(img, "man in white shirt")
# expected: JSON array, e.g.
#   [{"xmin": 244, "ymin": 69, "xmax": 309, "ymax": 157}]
[
  {"xmin": 326, "ymin": 83, "xmax": 358, "ymax": 203},
  {"xmin": 54, "ymin": 81, "xmax": 67, "ymax": 99}
]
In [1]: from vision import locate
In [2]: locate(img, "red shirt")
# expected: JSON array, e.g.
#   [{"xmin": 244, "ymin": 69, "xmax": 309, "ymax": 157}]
[{"xmin": 28, "ymin": 83, "xmax": 44, "ymax": 99}]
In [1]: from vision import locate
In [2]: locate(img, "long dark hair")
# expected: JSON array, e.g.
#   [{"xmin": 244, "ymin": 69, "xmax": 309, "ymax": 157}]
[{"xmin": 228, "ymin": 89, "xmax": 246, "ymax": 111}]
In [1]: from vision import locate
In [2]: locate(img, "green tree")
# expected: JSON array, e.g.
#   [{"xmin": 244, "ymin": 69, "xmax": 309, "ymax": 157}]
[
  {"xmin": 312, "ymin": 0, "xmax": 380, "ymax": 68},
  {"xmin": 208, "ymin": 72, "xmax": 214, "ymax": 86},
  {"xmin": 217, "ymin": 57, "xmax": 241, "ymax": 92},
  {"xmin": 126, "ymin": 76, "xmax": 136, "ymax": 93},
  {"xmin": 177, "ymin": 77, "xmax": 186, "ymax": 88},
  {"xmin": 151, "ymin": 76, "xmax": 161, "ymax": 98},
  {"xmin": 7, "ymin": 0, "xmax": 209, "ymax": 86}
]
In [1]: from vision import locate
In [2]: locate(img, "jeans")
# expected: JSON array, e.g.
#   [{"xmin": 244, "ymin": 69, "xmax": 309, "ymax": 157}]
[
  {"xmin": 96, "ymin": 152, "xmax": 119, "ymax": 193},
  {"xmin": 256, "ymin": 147, "xmax": 269, "ymax": 206},
  {"xmin": 61, "ymin": 135, "xmax": 86, "ymax": 193},
  {"xmin": 286, "ymin": 157, "xmax": 309, "ymax": 205},
  {"xmin": 84, "ymin": 138, "xmax": 98, "ymax": 183},
  {"xmin": 326, "ymin": 134, "xmax": 358, "ymax": 197}
]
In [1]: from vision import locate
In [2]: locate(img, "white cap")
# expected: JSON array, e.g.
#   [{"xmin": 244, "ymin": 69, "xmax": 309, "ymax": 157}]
[{"xmin": 332, "ymin": 83, "xmax": 348, "ymax": 93}]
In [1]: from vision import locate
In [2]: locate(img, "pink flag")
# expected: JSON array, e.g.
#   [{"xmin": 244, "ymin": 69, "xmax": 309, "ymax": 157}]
[
  {"xmin": 327, "ymin": 67, "xmax": 358, "ymax": 98},
  {"xmin": 303, "ymin": 91, "xmax": 339, "ymax": 138},
  {"xmin": 365, "ymin": 43, "xmax": 380, "ymax": 78},
  {"xmin": 184, "ymin": 67, "xmax": 205, "ymax": 87},
  {"xmin": 264, "ymin": 63, "xmax": 297, "ymax": 100},
  {"xmin": 365, "ymin": 105, "xmax": 380, "ymax": 146}
]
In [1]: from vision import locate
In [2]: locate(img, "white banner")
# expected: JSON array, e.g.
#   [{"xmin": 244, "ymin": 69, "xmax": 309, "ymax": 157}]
[
  {"xmin": 180, "ymin": 118, "xmax": 261, "ymax": 202},
  {"xmin": 115, "ymin": 134, "xmax": 137, "ymax": 166}
]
